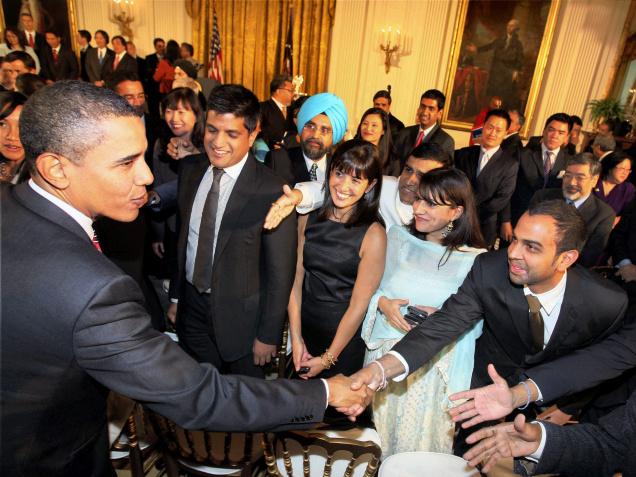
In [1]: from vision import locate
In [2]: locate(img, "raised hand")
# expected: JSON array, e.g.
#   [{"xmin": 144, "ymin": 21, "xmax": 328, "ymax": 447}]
[
  {"xmin": 378, "ymin": 296, "xmax": 411, "ymax": 332},
  {"xmin": 326, "ymin": 374, "xmax": 374, "ymax": 410},
  {"xmin": 264, "ymin": 185, "xmax": 303, "ymax": 230},
  {"xmin": 167, "ymin": 137, "xmax": 198, "ymax": 161},
  {"xmin": 463, "ymin": 414, "xmax": 542, "ymax": 473}
]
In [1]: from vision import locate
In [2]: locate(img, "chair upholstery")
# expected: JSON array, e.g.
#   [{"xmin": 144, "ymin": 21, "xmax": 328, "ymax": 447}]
[{"xmin": 378, "ymin": 451, "xmax": 480, "ymax": 477}]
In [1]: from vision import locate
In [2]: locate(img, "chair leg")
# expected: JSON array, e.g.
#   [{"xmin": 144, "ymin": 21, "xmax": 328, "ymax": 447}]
[{"xmin": 163, "ymin": 453, "xmax": 180, "ymax": 477}]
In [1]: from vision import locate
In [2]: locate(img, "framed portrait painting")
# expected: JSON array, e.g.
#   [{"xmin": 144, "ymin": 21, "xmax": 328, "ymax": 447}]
[{"xmin": 442, "ymin": 0, "xmax": 561, "ymax": 137}]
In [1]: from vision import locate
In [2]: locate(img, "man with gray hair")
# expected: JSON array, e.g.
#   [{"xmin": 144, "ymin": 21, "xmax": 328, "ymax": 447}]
[
  {"xmin": 530, "ymin": 152, "xmax": 615, "ymax": 266},
  {"xmin": 592, "ymin": 133, "xmax": 616, "ymax": 161}
]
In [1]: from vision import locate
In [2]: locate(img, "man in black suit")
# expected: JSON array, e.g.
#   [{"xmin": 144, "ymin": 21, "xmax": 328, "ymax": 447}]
[
  {"xmin": 259, "ymin": 73, "xmax": 294, "ymax": 149},
  {"xmin": 455, "ymin": 109, "xmax": 519, "ymax": 247},
  {"xmin": 145, "ymin": 37, "xmax": 165, "ymax": 117},
  {"xmin": 566, "ymin": 114, "xmax": 583, "ymax": 155},
  {"xmin": 393, "ymin": 89, "xmax": 455, "ymax": 167},
  {"xmin": 373, "ymin": 89, "xmax": 405, "ymax": 139},
  {"xmin": 40, "ymin": 30, "xmax": 79, "ymax": 82},
  {"xmin": 1, "ymin": 81, "xmax": 369, "ymax": 476},
  {"xmin": 20, "ymin": 12, "xmax": 46, "ymax": 57},
  {"xmin": 77, "ymin": 29, "xmax": 93, "ymax": 82},
  {"xmin": 85, "ymin": 29, "xmax": 114, "ymax": 87},
  {"xmin": 125, "ymin": 41, "xmax": 147, "ymax": 84},
  {"xmin": 102, "ymin": 36, "xmax": 138, "ymax": 80},
  {"xmin": 175, "ymin": 84, "xmax": 298, "ymax": 378},
  {"xmin": 530, "ymin": 153, "xmax": 615, "ymax": 267},
  {"xmin": 501, "ymin": 109, "xmax": 524, "ymax": 154}
]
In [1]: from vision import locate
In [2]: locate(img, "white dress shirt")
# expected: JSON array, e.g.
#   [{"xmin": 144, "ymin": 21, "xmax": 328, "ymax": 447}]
[
  {"xmin": 303, "ymin": 154, "xmax": 327, "ymax": 184},
  {"xmin": 540, "ymin": 143, "xmax": 560, "ymax": 169},
  {"xmin": 477, "ymin": 145, "xmax": 501, "ymax": 175}
]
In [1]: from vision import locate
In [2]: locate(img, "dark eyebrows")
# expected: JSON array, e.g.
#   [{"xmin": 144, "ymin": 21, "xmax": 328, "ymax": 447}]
[
  {"xmin": 520, "ymin": 238, "xmax": 543, "ymax": 250},
  {"xmin": 113, "ymin": 153, "xmax": 143, "ymax": 164}
]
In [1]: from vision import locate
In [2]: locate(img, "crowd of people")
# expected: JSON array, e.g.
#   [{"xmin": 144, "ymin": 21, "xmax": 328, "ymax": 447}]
[{"xmin": 2, "ymin": 15, "xmax": 636, "ymax": 477}]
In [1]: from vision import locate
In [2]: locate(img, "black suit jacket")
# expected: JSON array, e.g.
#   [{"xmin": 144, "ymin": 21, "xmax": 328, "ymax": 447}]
[
  {"xmin": 85, "ymin": 47, "xmax": 115, "ymax": 83},
  {"xmin": 23, "ymin": 30, "xmax": 46, "ymax": 56},
  {"xmin": 41, "ymin": 46, "xmax": 79, "ymax": 81},
  {"xmin": 501, "ymin": 133, "xmax": 523, "ymax": 154},
  {"xmin": 0, "ymin": 183, "xmax": 324, "ymax": 477},
  {"xmin": 611, "ymin": 201, "xmax": 636, "ymax": 264},
  {"xmin": 175, "ymin": 154, "xmax": 297, "ymax": 361},
  {"xmin": 80, "ymin": 45, "xmax": 94, "ymax": 81},
  {"xmin": 264, "ymin": 146, "xmax": 312, "ymax": 186},
  {"xmin": 394, "ymin": 124, "xmax": 455, "ymax": 166},
  {"xmin": 102, "ymin": 53, "xmax": 138, "ymax": 79},
  {"xmin": 388, "ymin": 113, "xmax": 405, "ymax": 139},
  {"xmin": 454, "ymin": 146, "xmax": 519, "ymax": 246},
  {"xmin": 259, "ymin": 98, "xmax": 288, "ymax": 149},
  {"xmin": 530, "ymin": 189, "xmax": 615, "ymax": 267},
  {"xmin": 392, "ymin": 249, "xmax": 628, "ymax": 391}
]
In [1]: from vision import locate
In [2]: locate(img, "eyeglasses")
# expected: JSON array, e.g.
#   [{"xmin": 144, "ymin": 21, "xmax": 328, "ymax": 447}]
[
  {"xmin": 615, "ymin": 166, "xmax": 632, "ymax": 173},
  {"xmin": 278, "ymin": 87, "xmax": 294, "ymax": 94},
  {"xmin": 303, "ymin": 122, "xmax": 332, "ymax": 136}
]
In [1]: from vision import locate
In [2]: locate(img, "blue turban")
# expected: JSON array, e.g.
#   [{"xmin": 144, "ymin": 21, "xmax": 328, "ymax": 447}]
[{"xmin": 296, "ymin": 93, "xmax": 348, "ymax": 144}]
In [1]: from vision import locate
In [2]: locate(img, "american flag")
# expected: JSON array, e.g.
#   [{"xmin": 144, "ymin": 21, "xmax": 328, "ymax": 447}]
[
  {"xmin": 283, "ymin": 7, "xmax": 293, "ymax": 75},
  {"xmin": 208, "ymin": 8, "xmax": 224, "ymax": 83}
]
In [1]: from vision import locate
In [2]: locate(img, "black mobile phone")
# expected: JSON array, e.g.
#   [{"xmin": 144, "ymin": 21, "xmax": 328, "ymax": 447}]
[
  {"xmin": 299, "ymin": 366, "xmax": 310, "ymax": 374},
  {"xmin": 404, "ymin": 306, "xmax": 428, "ymax": 327}
]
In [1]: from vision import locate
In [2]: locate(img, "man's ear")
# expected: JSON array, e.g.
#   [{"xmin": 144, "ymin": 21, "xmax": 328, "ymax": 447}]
[
  {"xmin": 557, "ymin": 249, "xmax": 579, "ymax": 271},
  {"xmin": 35, "ymin": 153, "xmax": 71, "ymax": 190}
]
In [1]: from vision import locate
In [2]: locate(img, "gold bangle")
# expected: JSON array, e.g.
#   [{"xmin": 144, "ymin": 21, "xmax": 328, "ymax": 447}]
[{"xmin": 321, "ymin": 349, "xmax": 337, "ymax": 369}]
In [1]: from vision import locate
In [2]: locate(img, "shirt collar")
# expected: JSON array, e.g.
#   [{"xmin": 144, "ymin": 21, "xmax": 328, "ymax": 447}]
[
  {"xmin": 116, "ymin": 51, "xmax": 126, "ymax": 60},
  {"xmin": 98, "ymin": 47, "xmax": 107, "ymax": 54},
  {"xmin": 572, "ymin": 193, "xmax": 591, "ymax": 209},
  {"xmin": 272, "ymin": 97, "xmax": 286, "ymax": 111},
  {"xmin": 217, "ymin": 152, "xmax": 249, "ymax": 181},
  {"xmin": 541, "ymin": 142, "xmax": 560, "ymax": 157},
  {"xmin": 420, "ymin": 123, "xmax": 436, "ymax": 136},
  {"xmin": 28, "ymin": 179, "xmax": 94, "ymax": 238},
  {"xmin": 523, "ymin": 271, "xmax": 567, "ymax": 315},
  {"xmin": 303, "ymin": 153, "xmax": 327, "ymax": 173},
  {"xmin": 480, "ymin": 145, "xmax": 500, "ymax": 157}
]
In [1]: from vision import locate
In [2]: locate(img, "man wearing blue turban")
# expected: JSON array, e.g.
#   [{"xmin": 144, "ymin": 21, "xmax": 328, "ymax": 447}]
[{"xmin": 265, "ymin": 92, "xmax": 348, "ymax": 187}]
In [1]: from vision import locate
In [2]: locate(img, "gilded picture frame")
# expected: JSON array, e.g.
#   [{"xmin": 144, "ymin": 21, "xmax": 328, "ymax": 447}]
[{"xmin": 442, "ymin": 0, "xmax": 561, "ymax": 137}]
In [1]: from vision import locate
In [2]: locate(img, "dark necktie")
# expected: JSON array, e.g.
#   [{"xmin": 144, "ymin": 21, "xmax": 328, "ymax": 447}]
[
  {"xmin": 99, "ymin": 51, "xmax": 104, "ymax": 65},
  {"xmin": 52, "ymin": 49, "xmax": 59, "ymax": 63},
  {"xmin": 28, "ymin": 33, "xmax": 34, "ymax": 48},
  {"xmin": 192, "ymin": 167, "xmax": 225, "ymax": 293},
  {"xmin": 525, "ymin": 294, "xmax": 544, "ymax": 353},
  {"xmin": 309, "ymin": 162, "xmax": 318, "ymax": 181},
  {"xmin": 543, "ymin": 151, "xmax": 553, "ymax": 188}
]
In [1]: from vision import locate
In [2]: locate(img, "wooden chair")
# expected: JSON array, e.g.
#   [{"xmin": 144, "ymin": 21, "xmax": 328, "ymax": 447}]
[
  {"xmin": 148, "ymin": 411, "xmax": 262, "ymax": 476},
  {"xmin": 110, "ymin": 403, "xmax": 157, "ymax": 477},
  {"xmin": 262, "ymin": 430, "xmax": 382, "ymax": 477}
]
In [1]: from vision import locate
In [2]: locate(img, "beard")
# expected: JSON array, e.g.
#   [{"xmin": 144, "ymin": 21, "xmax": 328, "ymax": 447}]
[{"xmin": 301, "ymin": 138, "xmax": 329, "ymax": 160}]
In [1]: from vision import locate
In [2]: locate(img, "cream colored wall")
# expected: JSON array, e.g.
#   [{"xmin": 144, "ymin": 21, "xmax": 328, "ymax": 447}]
[
  {"xmin": 73, "ymin": 0, "xmax": 192, "ymax": 58},
  {"xmin": 327, "ymin": 0, "xmax": 631, "ymax": 149}
]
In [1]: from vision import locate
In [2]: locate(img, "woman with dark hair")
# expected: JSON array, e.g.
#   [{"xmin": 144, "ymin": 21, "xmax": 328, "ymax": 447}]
[
  {"xmin": 362, "ymin": 167, "xmax": 486, "ymax": 455},
  {"xmin": 593, "ymin": 152, "xmax": 635, "ymax": 218},
  {"xmin": 355, "ymin": 107, "xmax": 394, "ymax": 175},
  {"xmin": 0, "ymin": 27, "xmax": 40, "ymax": 73},
  {"xmin": 153, "ymin": 39, "xmax": 181, "ymax": 94},
  {"xmin": 0, "ymin": 91, "xmax": 28, "ymax": 183},
  {"xmin": 289, "ymin": 139, "xmax": 386, "ymax": 384}
]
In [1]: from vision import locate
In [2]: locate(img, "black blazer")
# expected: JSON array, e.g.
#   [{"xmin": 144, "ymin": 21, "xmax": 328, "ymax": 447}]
[
  {"xmin": 265, "ymin": 146, "xmax": 312, "ymax": 186},
  {"xmin": 175, "ymin": 154, "xmax": 298, "ymax": 361},
  {"xmin": 530, "ymin": 188, "xmax": 615, "ymax": 267},
  {"xmin": 611, "ymin": 201, "xmax": 636, "ymax": 264},
  {"xmin": 0, "ymin": 183, "xmax": 324, "ymax": 476},
  {"xmin": 80, "ymin": 45, "xmax": 93, "ymax": 81},
  {"xmin": 85, "ymin": 47, "xmax": 115, "ymax": 83},
  {"xmin": 24, "ymin": 30, "xmax": 46, "ymax": 55},
  {"xmin": 388, "ymin": 113, "xmax": 405, "ymax": 139},
  {"xmin": 392, "ymin": 249, "xmax": 628, "ymax": 390},
  {"xmin": 40, "ymin": 46, "xmax": 79, "ymax": 81},
  {"xmin": 259, "ymin": 98, "xmax": 288, "ymax": 149},
  {"xmin": 102, "ymin": 52, "xmax": 138, "ymax": 79},
  {"xmin": 501, "ymin": 133, "xmax": 523, "ymax": 154},
  {"xmin": 394, "ymin": 123, "xmax": 455, "ymax": 166},
  {"xmin": 454, "ymin": 146, "xmax": 519, "ymax": 246}
]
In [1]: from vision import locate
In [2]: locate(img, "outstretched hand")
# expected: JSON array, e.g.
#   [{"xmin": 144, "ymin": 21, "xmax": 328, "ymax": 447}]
[
  {"xmin": 448, "ymin": 364, "xmax": 516, "ymax": 428},
  {"xmin": 264, "ymin": 185, "xmax": 302, "ymax": 230}
]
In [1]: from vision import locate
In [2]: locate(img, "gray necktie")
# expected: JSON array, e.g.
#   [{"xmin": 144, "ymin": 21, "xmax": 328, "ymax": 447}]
[
  {"xmin": 309, "ymin": 163, "xmax": 318, "ymax": 181},
  {"xmin": 192, "ymin": 168, "xmax": 225, "ymax": 293},
  {"xmin": 99, "ymin": 51, "xmax": 104, "ymax": 65},
  {"xmin": 525, "ymin": 294, "xmax": 544, "ymax": 353}
]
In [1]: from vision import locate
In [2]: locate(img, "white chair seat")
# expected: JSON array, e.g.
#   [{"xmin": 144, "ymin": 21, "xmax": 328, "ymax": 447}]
[
  {"xmin": 177, "ymin": 459, "xmax": 244, "ymax": 475},
  {"xmin": 379, "ymin": 451, "xmax": 480, "ymax": 477}
]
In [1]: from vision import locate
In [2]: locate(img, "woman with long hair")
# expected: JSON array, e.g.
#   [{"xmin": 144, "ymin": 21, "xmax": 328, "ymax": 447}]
[
  {"xmin": 593, "ymin": 151, "xmax": 635, "ymax": 218},
  {"xmin": 0, "ymin": 27, "xmax": 40, "ymax": 73},
  {"xmin": 362, "ymin": 167, "xmax": 486, "ymax": 455},
  {"xmin": 0, "ymin": 91, "xmax": 28, "ymax": 183},
  {"xmin": 153, "ymin": 39, "xmax": 181, "ymax": 94},
  {"xmin": 355, "ymin": 107, "xmax": 394, "ymax": 175}
]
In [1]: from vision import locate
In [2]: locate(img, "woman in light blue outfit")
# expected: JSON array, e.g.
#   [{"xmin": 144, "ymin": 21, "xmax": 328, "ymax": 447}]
[
  {"xmin": 0, "ymin": 27, "xmax": 41, "ymax": 74},
  {"xmin": 361, "ymin": 168, "xmax": 486, "ymax": 455}
]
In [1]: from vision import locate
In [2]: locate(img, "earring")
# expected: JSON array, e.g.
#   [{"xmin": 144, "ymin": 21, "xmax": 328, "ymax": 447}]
[{"xmin": 441, "ymin": 220, "xmax": 454, "ymax": 238}]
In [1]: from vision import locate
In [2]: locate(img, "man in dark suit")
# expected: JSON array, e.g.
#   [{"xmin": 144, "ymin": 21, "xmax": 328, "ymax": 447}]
[
  {"xmin": 373, "ymin": 89, "xmax": 405, "ymax": 139},
  {"xmin": 102, "ymin": 36, "xmax": 138, "ymax": 80},
  {"xmin": 455, "ymin": 109, "xmax": 519, "ymax": 247},
  {"xmin": 40, "ymin": 30, "xmax": 79, "ymax": 82},
  {"xmin": 85, "ymin": 29, "xmax": 114, "ymax": 87},
  {"xmin": 175, "ymin": 84, "xmax": 298, "ymax": 378},
  {"xmin": 530, "ymin": 153, "xmax": 615, "ymax": 267},
  {"xmin": 393, "ymin": 89, "xmax": 455, "ymax": 167},
  {"xmin": 259, "ymin": 73, "xmax": 294, "ymax": 149},
  {"xmin": 145, "ymin": 37, "xmax": 165, "ymax": 117},
  {"xmin": 1, "ymin": 81, "xmax": 368, "ymax": 476},
  {"xmin": 125, "ymin": 41, "xmax": 147, "ymax": 84},
  {"xmin": 77, "ymin": 29, "xmax": 93, "ymax": 82},
  {"xmin": 20, "ymin": 12, "xmax": 46, "ymax": 57},
  {"xmin": 501, "ymin": 109, "xmax": 524, "ymax": 154}
]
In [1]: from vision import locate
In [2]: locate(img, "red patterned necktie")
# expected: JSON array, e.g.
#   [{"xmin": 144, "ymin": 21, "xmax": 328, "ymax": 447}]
[
  {"xmin": 28, "ymin": 33, "xmax": 34, "ymax": 48},
  {"xmin": 52, "ymin": 49, "xmax": 59, "ymax": 63},
  {"xmin": 414, "ymin": 129, "xmax": 425, "ymax": 148}
]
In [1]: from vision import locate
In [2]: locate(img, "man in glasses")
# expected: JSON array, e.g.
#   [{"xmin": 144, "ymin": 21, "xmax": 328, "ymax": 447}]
[{"xmin": 259, "ymin": 73, "xmax": 295, "ymax": 149}]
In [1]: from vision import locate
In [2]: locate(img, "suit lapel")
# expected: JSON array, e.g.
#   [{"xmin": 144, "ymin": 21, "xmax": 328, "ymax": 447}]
[
  {"xmin": 529, "ymin": 148, "xmax": 544, "ymax": 178},
  {"xmin": 422, "ymin": 124, "xmax": 440, "ymax": 145},
  {"xmin": 541, "ymin": 272, "xmax": 580, "ymax": 357},
  {"xmin": 182, "ymin": 155, "xmax": 211, "ymax": 225},
  {"xmin": 576, "ymin": 195, "xmax": 596, "ymax": 223},
  {"xmin": 291, "ymin": 148, "xmax": 310, "ymax": 183},
  {"xmin": 551, "ymin": 149, "xmax": 566, "ymax": 177},
  {"xmin": 504, "ymin": 283, "xmax": 537, "ymax": 354},
  {"xmin": 479, "ymin": 148, "xmax": 503, "ymax": 180}
]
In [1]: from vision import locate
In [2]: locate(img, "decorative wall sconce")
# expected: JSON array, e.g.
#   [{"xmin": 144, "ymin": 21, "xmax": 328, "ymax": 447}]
[
  {"xmin": 380, "ymin": 26, "xmax": 401, "ymax": 74},
  {"xmin": 110, "ymin": 0, "xmax": 135, "ymax": 40}
]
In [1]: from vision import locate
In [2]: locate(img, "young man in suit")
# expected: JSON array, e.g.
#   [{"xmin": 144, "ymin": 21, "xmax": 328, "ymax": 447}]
[
  {"xmin": 85, "ymin": 29, "xmax": 114, "ymax": 87},
  {"xmin": 259, "ymin": 73, "xmax": 294, "ymax": 149},
  {"xmin": 77, "ymin": 29, "xmax": 93, "ymax": 82},
  {"xmin": 102, "ymin": 35, "xmax": 138, "ymax": 79},
  {"xmin": 501, "ymin": 109, "xmax": 524, "ymax": 154},
  {"xmin": 454, "ymin": 109, "xmax": 519, "ymax": 247},
  {"xmin": 372, "ymin": 89, "xmax": 405, "ymax": 139},
  {"xmin": 175, "ymin": 84, "xmax": 298, "ymax": 378},
  {"xmin": 40, "ymin": 30, "xmax": 79, "ymax": 83},
  {"xmin": 20, "ymin": 12, "xmax": 46, "ymax": 57},
  {"xmin": 0, "ymin": 81, "xmax": 369, "ymax": 476},
  {"xmin": 144, "ymin": 37, "xmax": 165, "ymax": 117},
  {"xmin": 530, "ymin": 153, "xmax": 615, "ymax": 267},
  {"xmin": 393, "ymin": 89, "xmax": 455, "ymax": 167}
]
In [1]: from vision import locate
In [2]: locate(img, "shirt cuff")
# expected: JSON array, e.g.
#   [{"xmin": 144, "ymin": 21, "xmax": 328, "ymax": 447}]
[
  {"xmin": 320, "ymin": 378, "xmax": 329, "ymax": 408},
  {"xmin": 295, "ymin": 181, "xmax": 323, "ymax": 214},
  {"xmin": 617, "ymin": 258, "xmax": 633, "ymax": 268},
  {"xmin": 170, "ymin": 298, "xmax": 179, "ymax": 304},
  {"xmin": 528, "ymin": 378, "xmax": 543, "ymax": 403},
  {"xmin": 526, "ymin": 422, "xmax": 546, "ymax": 462},
  {"xmin": 387, "ymin": 351, "xmax": 409, "ymax": 381}
]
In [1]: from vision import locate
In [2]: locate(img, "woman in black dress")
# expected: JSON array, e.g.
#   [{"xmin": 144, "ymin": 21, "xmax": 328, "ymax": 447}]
[{"xmin": 289, "ymin": 139, "xmax": 386, "ymax": 380}]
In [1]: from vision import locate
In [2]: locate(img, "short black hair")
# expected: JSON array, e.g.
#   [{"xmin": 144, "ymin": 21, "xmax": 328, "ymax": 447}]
[
  {"xmin": 78, "ymin": 30, "xmax": 92, "ymax": 42},
  {"xmin": 15, "ymin": 73, "xmax": 45, "ymax": 97},
  {"xmin": 20, "ymin": 81, "xmax": 138, "ymax": 172},
  {"xmin": 485, "ymin": 108, "xmax": 511, "ymax": 129},
  {"xmin": 162, "ymin": 87, "xmax": 205, "ymax": 150},
  {"xmin": 567, "ymin": 152, "xmax": 601, "ymax": 176},
  {"xmin": 420, "ymin": 89, "xmax": 446, "ymax": 110},
  {"xmin": 5, "ymin": 51, "xmax": 35, "ymax": 71},
  {"xmin": 207, "ymin": 84, "xmax": 260, "ymax": 134},
  {"xmin": 408, "ymin": 142, "xmax": 452, "ymax": 168},
  {"xmin": 111, "ymin": 35, "xmax": 127, "ymax": 48},
  {"xmin": 106, "ymin": 70, "xmax": 142, "ymax": 91},
  {"xmin": 95, "ymin": 30, "xmax": 109, "ymax": 43},
  {"xmin": 570, "ymin": 115, "xmax": 582, "ymax": 127},
  {"xmin": 373, "ymin": 90, "xmax": 391, "ymax": 104},
  {"xmin": 270, "ymin": 74, "xmax": 293, "ymax": 95},
  {"xmin": 180, "ymin": 42, "xmax": 194, "ymax": 56},
  {"xmin": 153, "ymin": 37, "xmax": 165, "ymax": 47},
  {"xmin": 44, "ymin": 29, "xmax": 61, "ymax": 38},
  {"xmin": 527, "ymin": 199, "xmax": 587, "ymax": 254},
  {"xmin": 544, "ymin": 112, "xmax": 572, "ymax": 133},
  {"xmin": 0, "ymin": 91, "xmax": 27, "ymax": 121},
  {"xmin": 165, "ymin": 40, "xmax": 180, "ymax": 65},
  {"xmin": 600, "ymin": 151, "xmax": 632, "ymax": 181}
]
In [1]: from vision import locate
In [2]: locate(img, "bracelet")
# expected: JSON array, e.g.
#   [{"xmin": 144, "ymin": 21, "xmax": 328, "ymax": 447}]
[
  {"xmin": 370, "ymin": 360, "xmax": 388, "ymax": 391},
  {"xmin": 321, "ymin": 349, "xmax": 337, "ymax": 369},
  {"xmin": 517, "ymin": 380, "xmax": 532, "ymax": 410}
]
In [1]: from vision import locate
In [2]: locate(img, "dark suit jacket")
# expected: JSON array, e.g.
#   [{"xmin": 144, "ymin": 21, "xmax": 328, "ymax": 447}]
[
  {"xmin": 41, "ymin": 46, "xmax": 79, "ymax": 81},
  {"xmin": 0, "ymin": 183, "xmax": 324, "ymax": 477},
  {"xmin": 454, "ymin": 146, "xmax": 519, "ymax": 246},
  {"xmin": 102, "ymin": 52, "xmax": 138, "ymax": 79},
  {"xmin": 388, "ymin": 113, "xmax": 405, "ymax": 139},
  {"xmin": 392, "ymin": 249, "xmax": 628, "ymax": 392},
  {"xmin": 80, "ymin": 46, "xmax": 94, "ymax": 81},
  {"xmin": 264, "ymin": 146, "xmax": 312, "ymax": 186},
  {"xmin": 23, "ymin": 30, "xmax": 46, "ymax": 56},
  {"xmin": 507, "ymin": 146, "xmax": 568, "ymax": 224},
  {"xmin": 611, "ymin": 201, "xmax": 636, "ymax": 264},
  {"xmin": 175, "ymin": 154, "xmax": 297, "ymax": 361},
  {"xmin": 530, "ymin": 189, "xmax": 615, "ymax": 267},
  {"xmin": 259, "ymin": 98, "xmax": 288, "ymax": 149},
  {"xmin": 501, "ymin": 133, "xmax": 523, "ymax": 154},
  {"xmin": 85, "ymin": 47, "xmax": 115, "ymax": 83},
  {"xmin": 394, "ymin": 123, "xmax": 455, "ymax": 166}
]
